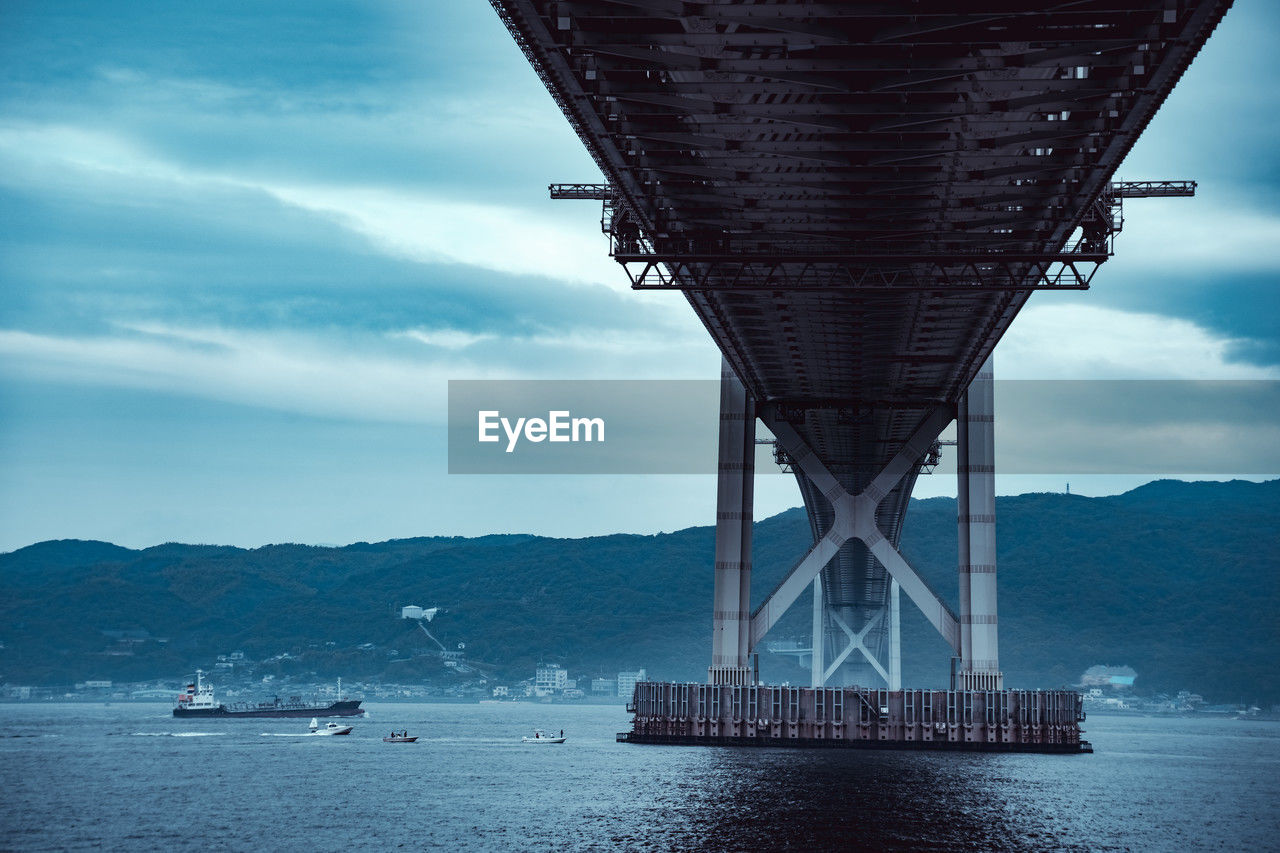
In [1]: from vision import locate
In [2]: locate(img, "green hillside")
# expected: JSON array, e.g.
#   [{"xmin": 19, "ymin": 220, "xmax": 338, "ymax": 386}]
[{"xmin": 1, "ymin": 480, "xmax": 1276, "ymax": 703}]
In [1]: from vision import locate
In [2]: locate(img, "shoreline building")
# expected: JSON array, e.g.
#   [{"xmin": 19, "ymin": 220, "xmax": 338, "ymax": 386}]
[
  {"xmin": 616, "ymin": 669, "xmax": 647, "ymax": 699},
  {"xmin": 534, "ymin": 663, "xmax": 568, "ymax": 697}
]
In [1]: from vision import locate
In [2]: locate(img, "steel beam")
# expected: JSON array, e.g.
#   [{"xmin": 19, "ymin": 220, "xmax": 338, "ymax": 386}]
[
  {"xmin": 752, "ymin": 530, "xmax": 845, "ymax": 649},
  {"xmin": 548, "ymin": 183, "xmax": 612, "ymax": 199},
  {"xmin": 621, "ymin": 257, "xmax": 1099, "ymax": 292}
]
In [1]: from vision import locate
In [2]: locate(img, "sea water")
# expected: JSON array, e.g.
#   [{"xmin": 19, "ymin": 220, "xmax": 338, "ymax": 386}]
[{"xmin": 1, "ymin": 703, "xmax": 1277, "ymax": 851}]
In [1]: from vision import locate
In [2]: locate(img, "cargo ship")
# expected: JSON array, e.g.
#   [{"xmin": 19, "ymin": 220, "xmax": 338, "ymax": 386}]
[{"xmin": 173, "ymin": 671, "xmax": 364, "ymax": 718}]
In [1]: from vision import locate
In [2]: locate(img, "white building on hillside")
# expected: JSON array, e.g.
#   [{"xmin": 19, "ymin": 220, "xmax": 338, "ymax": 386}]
[
  {"xmin": 535, "ymin": 664, "xmax": 568, "ymax": 697},
  {"xmin": 617, "ymin": 669, "xmax": 647, "ymax": 699}
]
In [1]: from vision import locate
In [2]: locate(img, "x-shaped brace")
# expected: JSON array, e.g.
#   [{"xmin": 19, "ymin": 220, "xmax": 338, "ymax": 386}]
[
  {"xmin": 824, "ymin": 609, "xmax": 887, "ymax": 683},
  {"xmin": 750, "ymin": 405, "xmax": 961, "ymax": 654}
]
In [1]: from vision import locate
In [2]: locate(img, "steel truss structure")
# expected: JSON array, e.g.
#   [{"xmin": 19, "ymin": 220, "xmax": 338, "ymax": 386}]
[
  {"xmin": 498, "ymin": 0, "xmax": 1230, "ymax": 699},
  {"xmin": 551, "ymin": 179, "xmax": 1193, "ymax": 290}
]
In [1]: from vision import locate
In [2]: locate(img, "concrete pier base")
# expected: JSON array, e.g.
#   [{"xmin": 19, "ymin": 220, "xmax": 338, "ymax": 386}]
[{"xmin": 619, "ymin": 682, "xmax": 1091, "ymax": 754}]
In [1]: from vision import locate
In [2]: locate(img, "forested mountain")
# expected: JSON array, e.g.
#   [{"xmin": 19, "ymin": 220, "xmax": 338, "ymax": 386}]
[{"xmin": 2, "ymin": 480, "xmax": 1277, "ymax": 703}]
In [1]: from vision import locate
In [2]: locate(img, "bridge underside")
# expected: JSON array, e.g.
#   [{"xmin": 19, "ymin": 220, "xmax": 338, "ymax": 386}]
[{"xmin": 491, "ymin": 0, "xmax": 1230, "ymax": 702}]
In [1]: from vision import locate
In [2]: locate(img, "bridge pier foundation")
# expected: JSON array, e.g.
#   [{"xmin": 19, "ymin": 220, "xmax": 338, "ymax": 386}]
[{"xmin": 621, "ymin": 683, "xmax": 1090, "ymax": 753}]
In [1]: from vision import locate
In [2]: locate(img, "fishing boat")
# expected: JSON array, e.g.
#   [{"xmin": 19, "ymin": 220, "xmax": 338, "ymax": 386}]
[
  {"xmin": 522, "ymin": 729, "xmax": 566, "ymax": 744},
  {"xmin": 383, "ymin": 732, "xmax": 418, "ymax": 743}
]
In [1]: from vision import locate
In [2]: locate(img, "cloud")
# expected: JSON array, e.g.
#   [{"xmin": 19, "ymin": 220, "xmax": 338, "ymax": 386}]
[
  {"xmin": 258, "ymin": 182, "xmax": 621, "ymax": 289},
  {"xmin": 1113, "ymin": 197, "xmax": 1280, "ymax": 274},
  {"xmin": 0, "ymin": 314, "xmax": 718, "ymax": 424},
  {"xmin": 0, "ymin": 121, "xmax": 622, "ymax": 290},
  {"xmin": 3, "ymin": 304, "xmax": 1264, "ymax": 441},
  {"xmin": 395, "ymin": 324, "xmax": 705, "ymax": 358},
  {"xmin": 0, "ymin": 325, "xmax": 462, "ymax": 424},
  {"xmin": 999, "ymin": 303, "xmax": 1279, "ymax": 379},
  {"xmin": 394, "ymin": 328, "xmax": 497, "ymax": 351}
]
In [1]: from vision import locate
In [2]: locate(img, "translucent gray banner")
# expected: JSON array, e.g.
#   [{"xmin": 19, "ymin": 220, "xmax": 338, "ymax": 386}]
[{"xmin": 447, "ymin": 380, "xmax": 1280, "ymax": 475}]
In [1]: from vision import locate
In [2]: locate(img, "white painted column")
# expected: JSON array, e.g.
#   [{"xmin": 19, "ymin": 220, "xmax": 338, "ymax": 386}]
[
  {"xmin": 810, "ymin": 574, "xmax": 825, "ymax": 687},
  {"xmin": 956, "ymin": 391, "xmax": 973, "ymax": 679},
  {"xmin": 888, "ymin": 579, "xmax": 902, "ymax": 690},
  {"xmin": 709, "ymin": 357, "xmax": 756, "ymax": 686},
  {"xmin": 958, "ymin": 356, "xmax": 1002, "ymax": 690}
]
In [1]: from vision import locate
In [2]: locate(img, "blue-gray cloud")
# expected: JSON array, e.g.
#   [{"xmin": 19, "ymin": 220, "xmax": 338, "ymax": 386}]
[{"xmin": 0, "ymin": 0, "xmax": 1276, "ymax": 550}]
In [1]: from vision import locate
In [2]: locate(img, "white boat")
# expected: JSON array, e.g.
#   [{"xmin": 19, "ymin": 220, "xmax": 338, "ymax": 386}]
[
  {"xmin": 522, "ymin": 729, "xmax": 566, "ymax": 744},
  {"xmin": 308, "ymin": 717, "xmax": 353, "ymax": 736},
  {"xmin": 261, "ymin": 719, "xmax": 354, "ymax": 737}
]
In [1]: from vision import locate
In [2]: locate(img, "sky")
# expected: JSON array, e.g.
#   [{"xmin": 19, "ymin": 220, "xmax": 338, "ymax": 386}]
[{"xmin": 1, "ymin": 0, "xmax": 1277, "ymax": 551}]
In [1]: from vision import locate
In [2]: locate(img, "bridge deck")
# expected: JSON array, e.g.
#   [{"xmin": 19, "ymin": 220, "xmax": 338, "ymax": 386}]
[{"xmin": 494, "ymin": 0, "xmax": 1228, "ymax": 426}]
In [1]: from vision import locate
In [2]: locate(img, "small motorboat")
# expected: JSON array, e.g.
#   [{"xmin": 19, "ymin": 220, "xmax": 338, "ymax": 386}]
[
  {"xmin": 383, "ymin": 731, "xmax": 418, "ymax": 743},
  {"xmin": 522, "ymin": 729, "xmax": 566, "ymax": 744},
  {"xmin": 309, "ymin": 717, "xmax": 353, "ymax": 736},
  {"xmin": 260, "ymin": 719, "xmax": 353, "ymax": 738}
]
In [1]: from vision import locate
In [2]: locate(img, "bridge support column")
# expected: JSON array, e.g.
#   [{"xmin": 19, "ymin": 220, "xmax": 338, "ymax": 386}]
[
  {"xmin": 955, "ymin": 357, "xmax": 1002, "ymax": 690},
  {"xmin": 889, "ymin": 580, "xmax": 902, "ymax": 691},
  {"xmin": 708, "ymin": 358, "xmax": 756, "ymax": 687},
  {"xmin": 810, "ymin": 574, "xmax": 825, "ymax": 688}
]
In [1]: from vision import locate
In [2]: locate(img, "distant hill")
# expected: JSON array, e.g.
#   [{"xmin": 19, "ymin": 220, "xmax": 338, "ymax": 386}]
[{"xmin": 1, "ymin": 479, "xmax": 1277, "ymax": 703}]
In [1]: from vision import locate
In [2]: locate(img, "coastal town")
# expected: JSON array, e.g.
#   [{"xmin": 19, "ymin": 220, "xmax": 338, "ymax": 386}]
[
  {"xmin": 3, "ymin": 655, "xmax": 1275, "ymax": 719},
  {"xmin": 0, "ymin": 655, "xmax": 649, "ymax": 706}
]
